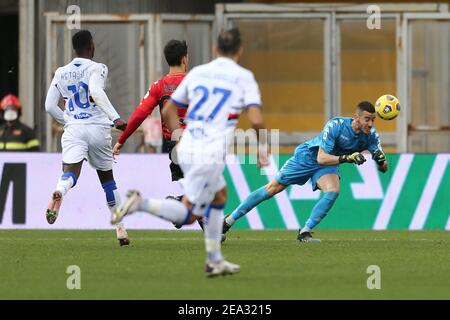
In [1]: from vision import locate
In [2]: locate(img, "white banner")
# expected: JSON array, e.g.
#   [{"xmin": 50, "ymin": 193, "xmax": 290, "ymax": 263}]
[{"xmin": 0, "ymin": 153, "xmax": 201, "ymax": 230}]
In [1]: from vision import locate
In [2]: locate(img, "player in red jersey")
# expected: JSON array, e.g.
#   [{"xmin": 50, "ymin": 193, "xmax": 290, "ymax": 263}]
[
  {"xmin": 113, "ymin": 40, "xmax": 187, "ymax": 159},
  {"xmin": 112, "ymin": 40, "xmax": 204, "ymax": 230}
]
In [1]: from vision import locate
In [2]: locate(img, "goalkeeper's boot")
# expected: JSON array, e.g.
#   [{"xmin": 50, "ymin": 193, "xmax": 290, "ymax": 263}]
[
  {"xmin": 222, "ymin": 215, "xmax": 232, "ymax": 234},
  {"xmin": 297, "ymin": 229, "xmax": 321, "ymax": 243},
  {"xmin": 220, "ymin": 215, "xmax": 232, "ymax": 243},
  {"xmin": 205, "ymin": 260, "xmax": 240, "ymax": 278},
  {"xmin": 115, "ymin": 223, "xmax": 130, "ymax": 246},
  {"xmin": 46, "ymin": 191, "xmax": 62, "ymax": 224},
  {"xmin": 111, "ymin": 190, "xmax": 141, "ymax": 224}
]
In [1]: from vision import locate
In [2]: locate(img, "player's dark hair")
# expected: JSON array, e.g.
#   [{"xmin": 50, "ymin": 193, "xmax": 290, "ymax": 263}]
[
  {"xmin": 357, "ymin": 101, "xmax": 375, "ymax": 114},
  {"xmin": 164, "ymin": 40, "xmax": 188, "ymax": 67},
  {"xmin": 72, "ymin": 30, "xmax": 93, "ymax": 56},
  {"xmin": 217, "ymin": 28, "xmax": 242, "ymax": 56}
]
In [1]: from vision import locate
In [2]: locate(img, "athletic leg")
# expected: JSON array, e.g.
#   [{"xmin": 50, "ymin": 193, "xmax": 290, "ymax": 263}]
[
  {"xmin": 204, "ymin": 187, "xmax": 240, "ymax": 277},
  {"xmin": 97, "ymin": 169, "xmax": 130, "ymax": 246},
  {"xmin": 298, "ymin": 173, "xmax": 340, "ymax": 242},
  {"xmin": 46, "ymin": 161, "xmax": 83, "ymax": 224},
  {"xmin": 224, "ymin": 179, "xmax": 286, "ymax": 229}
]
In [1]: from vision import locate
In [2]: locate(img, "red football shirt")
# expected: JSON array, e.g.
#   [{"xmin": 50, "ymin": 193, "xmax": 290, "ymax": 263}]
[{"xmin": 118, "ymin": 73, "xmax": 186, "ymax": 144}]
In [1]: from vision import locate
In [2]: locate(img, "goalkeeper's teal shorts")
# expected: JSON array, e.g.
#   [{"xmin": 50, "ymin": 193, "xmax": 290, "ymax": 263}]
[{"xmin": 274, "ymin": 145, "xmax": 340, "ymax": 191}]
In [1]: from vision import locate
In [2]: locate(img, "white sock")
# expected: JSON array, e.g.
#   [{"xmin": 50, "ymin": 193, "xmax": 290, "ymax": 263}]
[
  {"xmin": 108, "ymin": 191, "xmax": 128, "ymax": 238},
  {"xmin": 225, "ymin": 215, "xmax": 235, "ymax": 226},
  {"xmin": 140, "ymin": 198, "xmax": 189, "ymax": 225},
  {"xmin": 204, "ymin": 205, "xmax": 224, "ymax": 263},
  {"xmin": 55, "ymin": 175, "xmax": 75, "ymax": 197}
]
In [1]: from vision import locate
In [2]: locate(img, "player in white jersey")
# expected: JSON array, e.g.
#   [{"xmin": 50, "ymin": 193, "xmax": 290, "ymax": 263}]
[
  {"xmin": 111, "ymin": 29, "xmax": 269, "ymax": 276},
  {"xmin": 45, "ymin": 30, "xmax": 130, "ymax": 246}
]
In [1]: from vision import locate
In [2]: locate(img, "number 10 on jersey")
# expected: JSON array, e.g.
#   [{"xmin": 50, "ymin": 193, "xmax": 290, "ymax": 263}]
[{"xmin": 67, "ymin": 81, "xmax": 90, "ymax": 111}]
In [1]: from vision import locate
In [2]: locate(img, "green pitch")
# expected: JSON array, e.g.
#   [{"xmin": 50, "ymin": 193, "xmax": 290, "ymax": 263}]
[{"xmin": 1, "ymin": 230, "xmax": 449, "ymax": 299}]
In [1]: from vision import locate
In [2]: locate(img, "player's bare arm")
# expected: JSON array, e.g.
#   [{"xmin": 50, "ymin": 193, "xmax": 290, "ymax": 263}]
[{"xmin": 112, "ymin": 141, "xmax": 123, "ymax": 157}]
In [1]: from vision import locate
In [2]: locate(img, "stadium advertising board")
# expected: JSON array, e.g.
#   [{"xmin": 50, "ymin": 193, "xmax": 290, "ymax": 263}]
[{"xmin": 0, "ymin": 153, "xmax": 449, "ymax": 230}]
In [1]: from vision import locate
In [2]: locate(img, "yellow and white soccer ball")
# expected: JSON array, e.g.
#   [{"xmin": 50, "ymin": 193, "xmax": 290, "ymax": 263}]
[{"xmin": 375, "ymin": 94, "xmax": 401, "ymax": 120}]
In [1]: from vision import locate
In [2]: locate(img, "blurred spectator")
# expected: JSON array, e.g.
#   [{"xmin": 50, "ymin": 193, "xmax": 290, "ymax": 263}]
[
  {"xmin": 0, "ymin": 94, "xmax": 40, "ymax": 151},
  {"xmin": 136, "ymin": 117, "xmax": 162, "ymax": 153}
]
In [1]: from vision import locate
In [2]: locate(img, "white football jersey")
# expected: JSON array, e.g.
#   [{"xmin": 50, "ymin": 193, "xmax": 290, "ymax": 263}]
[
  {"xmin": 48, "ymin": 58, "xmax": 118, "ymax": 126},
  {"xmin": 171, "ymin": 57, "xmax": 261, "ymax": 146}
]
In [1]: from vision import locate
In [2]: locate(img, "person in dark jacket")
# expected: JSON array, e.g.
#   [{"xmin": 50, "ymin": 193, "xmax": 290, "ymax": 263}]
[{"xmin": 0, "ymin": 94, "xmax": 40, "ymax": 151}]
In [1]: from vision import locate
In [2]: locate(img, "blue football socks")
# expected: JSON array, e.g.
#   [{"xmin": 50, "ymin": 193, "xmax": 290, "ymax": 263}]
[
  {"xmin": 228, "ymin": 186, "xmax": 272, "ymax": 225},
  {"xmin": 304, "ymin": 191, "xmax": 339, "ymax": 230}
]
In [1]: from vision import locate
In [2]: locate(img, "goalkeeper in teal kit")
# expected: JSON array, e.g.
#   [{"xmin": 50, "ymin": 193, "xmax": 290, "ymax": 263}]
[{"xmin": 222, "ymin": 101, "xmax": 388, "ymax": 242}]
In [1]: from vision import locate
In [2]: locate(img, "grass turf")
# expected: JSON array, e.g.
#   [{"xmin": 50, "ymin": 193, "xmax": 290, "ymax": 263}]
[{"xmin": 0, "ymin": 230, "xmax": 449, "ymax": 299}]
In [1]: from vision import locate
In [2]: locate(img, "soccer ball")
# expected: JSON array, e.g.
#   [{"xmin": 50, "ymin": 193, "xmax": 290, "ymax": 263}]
[{"xmin": 375, "ymin": 94, "xmax": 401, "ymax": 120}]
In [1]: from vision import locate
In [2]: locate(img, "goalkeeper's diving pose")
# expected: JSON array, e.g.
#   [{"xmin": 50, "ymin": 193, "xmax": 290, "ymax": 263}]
[{"xmin": 222, "ymin": 101, "xmax": 388, "ymax": 243}]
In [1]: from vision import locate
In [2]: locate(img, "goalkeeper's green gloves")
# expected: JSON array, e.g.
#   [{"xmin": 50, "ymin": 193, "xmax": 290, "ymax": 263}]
[
  {"xmin": 372, "ymin": 149, "xmax": 386, "ymax": 166},
  {"xmin": 338, "ymin": 152, "xmax": 366, "ymax": 165}
]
